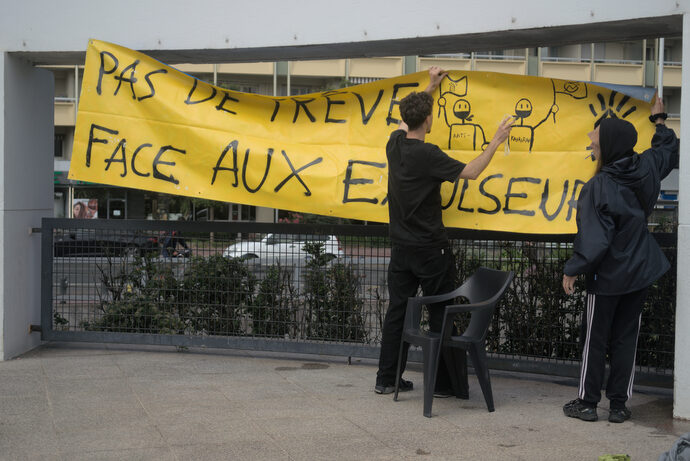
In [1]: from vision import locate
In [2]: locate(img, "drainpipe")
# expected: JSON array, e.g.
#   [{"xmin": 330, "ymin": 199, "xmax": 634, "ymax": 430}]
[{"xmin": 658, "ymin": 38, "xmax": 665, "ymax": 99}]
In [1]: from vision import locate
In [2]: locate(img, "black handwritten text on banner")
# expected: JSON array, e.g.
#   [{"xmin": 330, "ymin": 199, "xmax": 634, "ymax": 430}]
[{"xmin": 70, "ymin": 40, "xmax": 654, "ymax": 234}]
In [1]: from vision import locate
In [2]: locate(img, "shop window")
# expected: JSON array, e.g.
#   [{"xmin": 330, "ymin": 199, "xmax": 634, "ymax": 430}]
[{"xmin": 74, "ymin": 189, "xmax": 106, "ymax": 218}]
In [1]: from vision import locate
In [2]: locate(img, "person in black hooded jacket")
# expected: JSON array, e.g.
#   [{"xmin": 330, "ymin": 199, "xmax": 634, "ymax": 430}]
[{"xmin": 562, "ymin": 96, "xmax": 679, "ymax": 423}]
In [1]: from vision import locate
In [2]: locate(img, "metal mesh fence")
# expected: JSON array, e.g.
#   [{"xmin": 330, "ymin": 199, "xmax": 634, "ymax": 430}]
[
  {"xmin": 45, "ymin": 219, "xmax": 676, "ymax": 382},
  {"xmin": 49, "ymin": 221, "xmax": 391, "ymax": 346}
]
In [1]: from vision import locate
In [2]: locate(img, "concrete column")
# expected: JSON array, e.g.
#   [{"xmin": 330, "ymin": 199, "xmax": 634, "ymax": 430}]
[
  {"xmin": 674, "ymin": 13, "xmax": 690, "ymax": 420},
  {"xmin": 403, "ymin": 56, "xmax": 417, "ymax": 75},
  {"xmin": 0, "ymin": 53, "xmax": 54, "ymax": 360},
  {"xmin": 255, "ymin": 206, "xmax": 274, "ymax": 223}
]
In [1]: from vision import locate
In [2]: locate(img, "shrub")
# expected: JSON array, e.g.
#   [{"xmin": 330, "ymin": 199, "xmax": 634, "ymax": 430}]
[
  {"xmin": 180, "ymin": 255, "xmax": 256, "ymax": 335},
  {"xmin": 251, "ymin": 263, "xmax": 297, "ymax": 338},
  {"xmin": 637, "ymin": 245, "xmax": 676, "ymax": 369},
  {"xmin": 452, "ymin": 242, "xmax": 585, "ymax": 361},
  {"xmin": 85, "ymin": 254, "xmax": 185, "ymax": 334},
  {"xmin": 495, "ymin": 244, "xmax": 583, "ymax": 360},
  {"xmin": 303, "ymin": 242, "xmax": 367, "ymax": 342},
  {"xmin": 86, "ymin": 253, "xmax": 255, "ymax": 336}
]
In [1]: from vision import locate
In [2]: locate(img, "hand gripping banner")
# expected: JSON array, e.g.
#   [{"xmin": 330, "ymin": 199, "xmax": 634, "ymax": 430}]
[{"xmin": 69, "ymin": 40, "xmax": 655, "ymax": 234}]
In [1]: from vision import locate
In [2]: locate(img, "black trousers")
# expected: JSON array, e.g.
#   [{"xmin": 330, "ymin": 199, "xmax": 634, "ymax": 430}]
[
  {"xmin": 376, "ymin": 244, "xmax": 459, "ymax": 389},
  {"xmin": 578, "ymin": 287, "xmax": 648, "ymax": 409}
]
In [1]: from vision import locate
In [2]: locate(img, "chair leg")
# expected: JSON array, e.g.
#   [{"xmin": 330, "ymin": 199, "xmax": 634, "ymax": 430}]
[
  {"xmin": 422, "ymin": 340, "xmax": 441, "ymax": 418},
  {"xmin": 469, "ymin": 343, "xmax": 494, "ymax": 412},
  {"xmin": 394, "ymin": 339, "xmax": 405, "ymax": 401}
]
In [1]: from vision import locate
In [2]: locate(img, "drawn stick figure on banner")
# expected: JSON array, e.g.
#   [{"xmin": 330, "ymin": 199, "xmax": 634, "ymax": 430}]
[
  {"xmin": 508, "ymin": 97, "xmax": 557, "ymax": 152},
  {"xmin": 437, "ymin": 75, "xmax": 489, "ymax": 150},
  {"xmin": 508, "ymin": 80, "xmax": 589, "ymax": 153}
]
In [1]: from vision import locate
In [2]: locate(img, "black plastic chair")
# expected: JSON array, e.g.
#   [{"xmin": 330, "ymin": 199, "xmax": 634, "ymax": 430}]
[{"xmin": 393, "ymin": 267, "xmax": 514, "ymax": 417}]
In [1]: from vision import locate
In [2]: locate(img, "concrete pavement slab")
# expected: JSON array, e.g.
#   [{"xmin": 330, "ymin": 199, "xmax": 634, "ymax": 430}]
[
  {"xmin": 0, "ymin": 375, "xmax": 46, "ymax": 398},
  {"xmin": 54, "ymin": 421, "xmax": 166, "ymax": 454},
  {"xmin": 61, "ymin": 447, "xmax": 176, "ymax": 461},
  {"xmin": 169, "ymin": 440, "xmax": 289, "ymax": 460},
  {"xmin": 254, "ymin": 414, "xmax": 371, "ymax": 440},
  {"xmin": 278, "ymin": 434, "xmax": 411, "ymax": 461},
  {"xmin": 154, "ymin": 419, "xmax": 268, "ymax": 446},
  {"xmin": 0, "ymin": 419, "xmax": 62, "ymax": 461},
  {"xmin": 1, "ymin": 342, "xmax": 689, "ymax": 461},
  {"xmin": 213, "ymin": 374, "xmax": 311, "ymax": 401},
  {"xmin": 0, "ymin": 395, "xmax": 50, "ymax": 419},
  {"xmin": 40, "ymin": 355, "xmax": 124, "ymax": 380}
]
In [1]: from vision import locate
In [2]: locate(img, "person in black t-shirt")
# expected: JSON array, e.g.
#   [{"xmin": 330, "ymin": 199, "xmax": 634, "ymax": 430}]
[{"xmin": 375, "ymin": 66, "xmax": 514, "ymax": 397}]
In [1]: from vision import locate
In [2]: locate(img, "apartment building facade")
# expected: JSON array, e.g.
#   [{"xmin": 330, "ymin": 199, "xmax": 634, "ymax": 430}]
[{"xmin": 50, "ymin": 38, "xmax": 681, "ymax": 222}]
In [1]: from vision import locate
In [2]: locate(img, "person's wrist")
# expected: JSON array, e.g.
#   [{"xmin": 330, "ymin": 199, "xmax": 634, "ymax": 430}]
[
  {"xmin": 649, "ymin": 112, "xmax": 668, "ymax": 124},
  {"xmin": 487, "ymin": 138, "xmax": 501, "ymax": 152}
]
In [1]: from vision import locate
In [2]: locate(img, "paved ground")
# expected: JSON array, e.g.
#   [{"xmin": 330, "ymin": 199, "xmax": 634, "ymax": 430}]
[{"xmin": 1, "ymin": 342, "xmax": 689, "ymax": 460}]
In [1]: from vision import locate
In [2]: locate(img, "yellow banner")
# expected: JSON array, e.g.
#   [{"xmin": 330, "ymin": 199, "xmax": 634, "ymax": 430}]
[{"xmin": 70, "ymin": 40, "xmax": 655, "ymax": 233}]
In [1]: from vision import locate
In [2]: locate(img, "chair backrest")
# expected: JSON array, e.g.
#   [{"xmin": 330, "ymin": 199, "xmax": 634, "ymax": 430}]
[{"xmin": 450, "ymin": 267, "xmax": 514, "ymax": 342}]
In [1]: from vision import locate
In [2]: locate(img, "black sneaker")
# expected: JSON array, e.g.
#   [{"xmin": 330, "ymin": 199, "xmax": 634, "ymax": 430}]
[
  {"xmin": 563, "ymin": 399, "xmax": 598, "ymax": 421},
  {"xmin": 608, "ymin": 407, "xmax": 632, "ymax": 423},
  {"xmin": 375, "ymin": 379, "xmax": 413, "ymax": 394}
]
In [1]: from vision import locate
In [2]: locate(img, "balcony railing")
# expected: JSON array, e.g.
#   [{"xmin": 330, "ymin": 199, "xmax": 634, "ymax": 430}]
[
  {"xmin": 540, "ymin": 56, "xmax": 587, "ymax": 63},
  {"xmin": 474, "ymin": 54, "xmax": 526, "ymax": 61},
  {"xmin": 541, "ymin": 57, "xmax": 645, "ymax": 65},
  {"xmin": 424, "ymin": 53, "xmax": 472, "ymax": 59},
  {"xmin": 593, "ymin": 58, "xmax": 643, "ymax": 65}
]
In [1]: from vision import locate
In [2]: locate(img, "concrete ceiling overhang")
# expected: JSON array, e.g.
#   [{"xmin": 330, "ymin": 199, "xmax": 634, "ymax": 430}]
[{"xmin": 11, "ymin": 15, "xmax": 682, "ymax": 66}]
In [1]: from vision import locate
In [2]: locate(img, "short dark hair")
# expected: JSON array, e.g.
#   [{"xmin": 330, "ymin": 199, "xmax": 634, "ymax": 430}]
[{"xmin": 399, "ymin": 92, "xmax": 433, "ymax": 130}]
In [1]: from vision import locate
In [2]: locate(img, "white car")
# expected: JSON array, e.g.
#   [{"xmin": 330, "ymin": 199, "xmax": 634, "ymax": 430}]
[{"xmin": 222, "ymin": 233, "xmax": 344, "ymax": 264}]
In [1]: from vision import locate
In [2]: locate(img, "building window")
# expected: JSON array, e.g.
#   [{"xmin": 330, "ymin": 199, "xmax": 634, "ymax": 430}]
[
  {"xmin": 283, "ymin": 86, "xmax": 316, "ymax": 96},
  {"xmin": 193, "ymin": 202, "xmax": 229, "ymax": 221},
  {"xmin": 231, "ymin": 203, "xmax": 256, "ymax": 221},
  {"xmin": 54, "ymin": 134, "xmax": 64, "ymax": 157}
]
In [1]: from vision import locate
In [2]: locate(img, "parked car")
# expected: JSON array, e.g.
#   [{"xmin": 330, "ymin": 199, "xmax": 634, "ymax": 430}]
[
  {"xmin": 222, "ymin": 233, "xmax": 343, "ymax": 264},
  {"xmin": 53, "ymin": 229, "xmax": 160, "ymax": 257}
]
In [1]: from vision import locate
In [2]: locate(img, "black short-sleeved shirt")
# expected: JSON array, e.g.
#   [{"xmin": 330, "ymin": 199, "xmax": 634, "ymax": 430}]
[{"xmin": 386, "ymin": 129, "xmax": 465, "ymax": 247}]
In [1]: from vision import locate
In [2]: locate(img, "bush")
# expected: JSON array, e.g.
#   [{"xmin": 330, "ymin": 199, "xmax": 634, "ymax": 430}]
[
  {"xmin": 495, "ymin": 244, "xmax": 583, "ymax": 360},
  {"xmin": 452, "ymin": 242, "xmax": 585, "ymax": 361},
  {"xmin": 85, "ymin": 254, "xmax": 185, "ymax": 334},
  {"xmin": 303, "ymin": 242, "xmax": 368, "ymax": 343},
  {"xmin": 85, "ymin": 298, "xmax": 186, "ymax": 334},
  {"xmin": 86, "ymin": 254, "xmax": 255, "ymax": 336},
  {"xmin": 251, "ymin": 263, "xmax": 297, "ymax": 338},
  {"xmin": 180, "ymin": 255, "xmax": 256, "ymax": 335},
  {"xmin": 86, "ymin": 248, "xmax": 368, "ymax": 343},
  {"xmin": 452, "ymin": 239, "xmax": 675, "ymax": 367},
  {"xmin": 79, "ymin": 232, "xmax": 675, "ymax": 371},
  {"xmin": 637, "ymin": 245, "xmax": 676, "ymax": 369}
]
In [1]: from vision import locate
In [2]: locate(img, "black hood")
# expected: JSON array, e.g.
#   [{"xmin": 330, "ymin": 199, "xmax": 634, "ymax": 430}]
[
  {"xmin": 599, "ymin": 118, "xmax": 638, "ymax": 166},
  {"xmin": 599, "ymin": 119, "xmax": 657, "ymax": 215}
]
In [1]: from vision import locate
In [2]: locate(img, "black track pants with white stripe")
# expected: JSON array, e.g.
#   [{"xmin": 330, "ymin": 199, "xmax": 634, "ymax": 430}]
[{"xmin": 578, "ymin": 287, "xmax": 648, "ymax": 408}]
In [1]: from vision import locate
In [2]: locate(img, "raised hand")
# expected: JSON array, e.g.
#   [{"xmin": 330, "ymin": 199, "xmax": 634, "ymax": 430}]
[
  {"xmin": 425, "ymin": 66, "xmax": 448, "ymax": 93},
  {"xmin": 492, "ymin": 116, "xmax": 516, "ymax": 145},
  {"xmin": 651, "ymin": 95, "xmax": 665, "ymax": 116}
]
